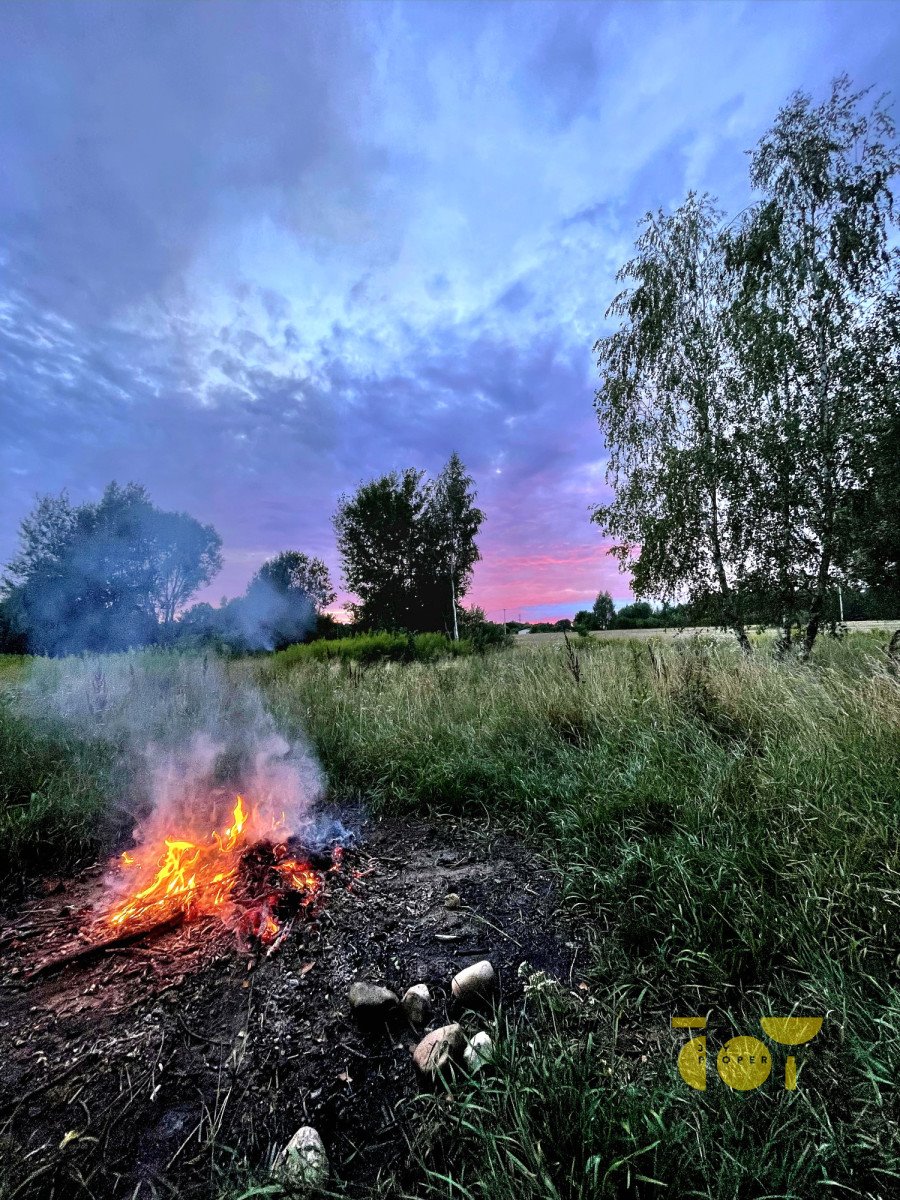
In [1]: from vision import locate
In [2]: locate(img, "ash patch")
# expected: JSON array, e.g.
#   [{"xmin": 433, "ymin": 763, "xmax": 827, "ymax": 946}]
[{"xmin": 0, "ymin": 816, "xmax": 576, "ymax": 1198}]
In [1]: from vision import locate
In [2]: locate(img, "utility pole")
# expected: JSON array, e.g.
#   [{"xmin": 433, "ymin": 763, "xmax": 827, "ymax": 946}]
[{"xmin": 449, "ymin": 553, "xmax": 459, "ymax": 641}]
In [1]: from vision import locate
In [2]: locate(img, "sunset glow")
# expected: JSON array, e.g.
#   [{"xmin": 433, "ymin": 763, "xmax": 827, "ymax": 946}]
[{"xmin": 2, "ymin": 3, "xmax": 897, "ymax": 619}]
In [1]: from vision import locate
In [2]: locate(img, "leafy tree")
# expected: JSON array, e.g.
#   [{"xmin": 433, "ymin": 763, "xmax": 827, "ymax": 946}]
[
  {"xmin": 729, "ymin": 76, "xmax": 900, "ymax": 657},
  {"xmin": 612, "ymin": 600, "xmax": 663, "ymax": 628},
  {"xmin": 593, "ymin": 79, "xmax": 900, "ymax": 658},
  {"xmin": 4, "ymin": 492, "xmax": 76, "ymax": 590},
  {"xmin": 845, "ymin": 408, "xmax": 900, "ymax": 605},
  {"xmin": 244, "ymin": 551, "xmax": 336, "ymax": 650},
  {"xmin": 334, "ymin": 456, "xmax": 483, "ymax": 633},
  {"xmin": 592, "ymin": 590, "xmax": 615, "ymax": 629},
  {"xmin": 0, "ymin": 597, "xmax": 27, "ymax": 654},
  {"xmin": 422, "ymin": 453, "xmax": 485, "ymax": 639},
  {"xmin": 150, "ymin": 508, "xmax": 224, "ymax": 628},
  {"xmin": 616, "ymin": 601, "xmax": 654, "ymax": 622},
  {"xmin": 3, "ymin": 483, "xmax": 222, "ymax": 654},
  {"xmin": 334, "ymin": 468, "xmax": 429, "ymax": 631},
  {"xmin": 176, "ymin": 552, "xmax": 335, "ymax": 653},
  {"xmin": 457, "ymin": 605, "xmax": 511, "ymax": 652},
  {"xmin": 251, "ymin": 552, "xmax": 335, "ymax": 613},
  {"xmin": 572, "ymin": 609, "xmax": 594, "ymax": 633},
  {"xmin": 592, "ymin": 193, "xmax": 754, "ymax": 652}
]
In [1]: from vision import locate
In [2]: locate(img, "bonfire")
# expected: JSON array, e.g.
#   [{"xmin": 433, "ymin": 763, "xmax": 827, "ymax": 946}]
[{"xmin": 108, "ymin": 794, "xmax": 335, "ymax": 947}]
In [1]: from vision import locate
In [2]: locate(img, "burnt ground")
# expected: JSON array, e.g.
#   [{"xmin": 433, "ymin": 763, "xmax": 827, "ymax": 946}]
[{"xmin": 0, "ymin": 814, "xmax": 577, "ymax": 1199}]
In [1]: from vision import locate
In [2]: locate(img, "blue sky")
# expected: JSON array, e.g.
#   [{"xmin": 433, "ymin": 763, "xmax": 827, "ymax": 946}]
[{"xmin": 2, "ymin": 0, "xmax": 899, "ymax": 620}]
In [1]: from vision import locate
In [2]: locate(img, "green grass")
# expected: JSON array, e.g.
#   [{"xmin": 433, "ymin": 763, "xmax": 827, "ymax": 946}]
[
  {"xmin": 272, "ymin": 631, "xmax": 473, "ymax": 667},
  {"xmin": 2, "ymin": 635, "xmax": 899, "ymax": 1197},
  {"xmin": 0, "ymin": 691, "xmax": 122, "ymax": 880},
  {"xmin": 262, "ymin": 633, "xmax": 900, "ymax": 1199}
]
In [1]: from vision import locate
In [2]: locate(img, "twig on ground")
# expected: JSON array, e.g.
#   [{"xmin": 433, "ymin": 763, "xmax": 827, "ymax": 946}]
[
  {"xmin": 0, "ymin": 1051, "xmax": 101, "ymax": 1116},
  {"xmin": 25, "ymin": 915, "xmax": 185, "ymax": 979},
  {"xmin": 466, "ymin": 910, "xmax": 523, "ymax": 947}
]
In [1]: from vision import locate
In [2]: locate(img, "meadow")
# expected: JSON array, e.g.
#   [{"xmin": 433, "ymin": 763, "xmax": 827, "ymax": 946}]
[{"xmin": 1, "ymin": 631, "xmax": 898, "ymax": 1199}]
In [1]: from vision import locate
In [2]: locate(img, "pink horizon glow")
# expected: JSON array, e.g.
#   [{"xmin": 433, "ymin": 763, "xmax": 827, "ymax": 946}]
[{"xmin": 204, "ymin": 536, "xmax": 634, "ymax": 627}]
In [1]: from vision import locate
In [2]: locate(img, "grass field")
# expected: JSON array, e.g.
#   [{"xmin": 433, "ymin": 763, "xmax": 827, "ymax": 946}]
[
  {"xmin": 1, "ymin": 631, "xmax": 899, "ymax": 1198},
  {"xmin": 518, "ymin": 619, "xmax": 899, "ymax": 646}
]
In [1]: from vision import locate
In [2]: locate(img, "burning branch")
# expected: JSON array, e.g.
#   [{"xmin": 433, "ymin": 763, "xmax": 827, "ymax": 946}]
[
  {"xmin": 23, "ymin": 797, "xmax": 341, "ymax": 982},
  {"xmin": 101, "ymin": 794, "xmax": 331, "ymax": 954}
]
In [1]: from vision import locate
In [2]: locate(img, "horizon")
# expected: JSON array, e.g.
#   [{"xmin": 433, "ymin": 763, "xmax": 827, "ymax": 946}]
[{"xmin": 3, "ymin": 1, "xmax": 899, "ymax": 622}]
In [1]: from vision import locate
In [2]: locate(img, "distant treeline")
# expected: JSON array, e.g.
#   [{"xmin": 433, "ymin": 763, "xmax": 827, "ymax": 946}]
[
  {"xmin": 518, "ymin": 588, "xmax": 898, "ymax": 637},
  {"xmin": 0, "ymin": 454, "xmax": 497, "ymax": 657}
]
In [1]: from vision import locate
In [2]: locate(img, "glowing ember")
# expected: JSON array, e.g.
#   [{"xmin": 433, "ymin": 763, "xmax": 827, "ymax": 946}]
[{"xmin": 108, "ymin": 795, "xmax": 325, "ymax": 939}]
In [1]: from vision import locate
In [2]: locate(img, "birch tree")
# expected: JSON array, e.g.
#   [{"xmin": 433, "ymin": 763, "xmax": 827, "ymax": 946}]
[
  {"xmin": 594, "ymin": 79, "xmax": 900, "ymax": 659},
  {"xmin": 592, "ymin": 193, "xmax": 754, "ymax": 651},
  {"xmin": 730, "ymin": 76, "xmax": 900, "ymax": 657}
]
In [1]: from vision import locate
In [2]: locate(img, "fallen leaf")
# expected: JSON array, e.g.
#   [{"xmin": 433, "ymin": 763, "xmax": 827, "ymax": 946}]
[{"xmin": 300, "ymin": 962, "xmax": 315, "ymax": 975}]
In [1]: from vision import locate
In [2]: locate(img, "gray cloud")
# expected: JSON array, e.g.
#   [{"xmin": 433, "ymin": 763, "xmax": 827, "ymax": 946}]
[
  {"xmin": 0, "ymin": 1, "xmax": 374, "ymax": 317},
  {"xmin": 2, "ymin": 0, "xmax": 900, "ymax": 618}
]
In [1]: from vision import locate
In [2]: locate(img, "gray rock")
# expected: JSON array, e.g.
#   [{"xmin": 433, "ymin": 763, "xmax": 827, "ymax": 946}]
[
  {"xmin": 348, "ymin": 981, "xmax": 399, "ymax": 1018},
  {"xmin": 451, "ymin": 960, "xmax": 496, "ymax": 1003},
  {"xmin": 413, "ymin": 1023, "xmax": 464, "ymax": 1074},
  {"xmin": 401, "ymin": 983, "xmax": 432, "ymax": 1025},
  {"xmin": 275, "ymin": 1125, "xmax": 328, "ymax": 1187}
]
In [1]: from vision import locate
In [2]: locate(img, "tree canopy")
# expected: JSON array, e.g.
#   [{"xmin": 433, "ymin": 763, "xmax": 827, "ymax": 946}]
[
  {"xmin": 242, "ymin": 551, "xmax": 336, "ymax": 651},
  {"xmin": 176, "ymin": 551, "xmax": 335, "ymax": 653},
  {"xmin": 3, "ymin": 483, "xmax": 222, "ymax": 654},
  {"xmin": 333, "ymin": 454, "xmax": 483, "ymax": 633},
  {"xmin": 592, "ymin": 591, "xmax": 615, "ymax": 629},
  {"xmin": 251, "ymin": 551, "xmax": 335, "ymax": 613}
]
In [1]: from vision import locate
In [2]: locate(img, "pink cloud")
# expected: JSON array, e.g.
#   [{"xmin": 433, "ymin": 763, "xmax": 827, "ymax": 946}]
[{"xmin": 468, "ymin": 538, "xmax": 632, "ymax": 621}]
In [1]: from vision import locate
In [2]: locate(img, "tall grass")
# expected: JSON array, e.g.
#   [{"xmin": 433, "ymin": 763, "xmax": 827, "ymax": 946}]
[
  {"xmin": 262, "ymin": 635, "xmax": 900, "ymax": 1199},
  {"xmin": 2, "ymin": 638, "xmax": 898, "ymax": 1196},
  {"xmin": 0, "ymin": 699, "xmax": 121, "ymax": 880},
  {"xmin": 272, "ymin": 630, "xmax": 472, "ymax": 667}
]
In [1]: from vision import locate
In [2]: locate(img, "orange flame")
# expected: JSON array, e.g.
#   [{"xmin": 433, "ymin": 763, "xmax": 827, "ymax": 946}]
[{"xmin": 108, "ymin": 796, "xmax": 322, "ymax": 934}]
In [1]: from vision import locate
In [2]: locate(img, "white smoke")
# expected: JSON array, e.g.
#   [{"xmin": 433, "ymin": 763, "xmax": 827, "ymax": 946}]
[{"xmin": 14, "ymin": 651, "xmax": 326, "ymax": 857}]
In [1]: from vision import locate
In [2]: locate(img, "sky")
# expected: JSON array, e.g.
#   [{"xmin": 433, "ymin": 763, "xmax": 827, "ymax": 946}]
[{"xmin": 2, "ymin": 1, "xmax": 899, "ymax": 622}]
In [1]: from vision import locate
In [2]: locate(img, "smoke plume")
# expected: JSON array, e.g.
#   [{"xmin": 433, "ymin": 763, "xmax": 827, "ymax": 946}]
[{"xmin": 14, "ymin": 652, "xmax": 328, "ymax": 870}]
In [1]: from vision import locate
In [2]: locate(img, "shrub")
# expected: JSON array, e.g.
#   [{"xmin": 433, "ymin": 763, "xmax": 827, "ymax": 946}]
[
  {"xmin": 271, "ymin": 631, "xmax": 472, "ymax": 668},
  {"xmin": 458, "ymin": 607, "xmax": 513, "ymax": 652}
]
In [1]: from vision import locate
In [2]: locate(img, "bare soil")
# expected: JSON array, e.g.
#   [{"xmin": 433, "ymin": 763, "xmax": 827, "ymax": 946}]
[{"xmin": 0, "ymin": 813, "xmax": 576, "ymax": 1199}]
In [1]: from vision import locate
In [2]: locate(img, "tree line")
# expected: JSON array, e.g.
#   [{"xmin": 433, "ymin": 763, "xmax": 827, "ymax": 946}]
[
  {"xmin": 593, "ymin": 77, "xmax": 899, "ymax": 657},
  {"xmin": 0, "ymin": 453, "xmax": 487, "ymax": 656}
]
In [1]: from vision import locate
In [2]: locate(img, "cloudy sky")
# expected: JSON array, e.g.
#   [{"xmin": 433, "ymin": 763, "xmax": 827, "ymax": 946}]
[{"xmin": 2, "ymin": 1, "xmax": 899, "ymax": 620}]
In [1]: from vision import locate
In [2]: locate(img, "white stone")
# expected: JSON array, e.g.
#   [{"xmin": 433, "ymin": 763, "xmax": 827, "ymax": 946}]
[
  {"xmin": 401, "ymin": 983, "xmax": 431, "ymax": 1025},
  {"xmin": 451, "ymin": 959, "xmax": 496, "ymax": 1003},
  {"xmin": 275, "ymin": 1125, "xmax": 328, "ymax": 1187},
  {"xmin": 464, "ymin": 1031, "xmax": 494, "ymax": 1072}
]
